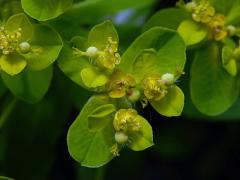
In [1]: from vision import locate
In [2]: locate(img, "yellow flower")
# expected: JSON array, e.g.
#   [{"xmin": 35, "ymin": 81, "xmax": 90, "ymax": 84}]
[
  {"xmin": 113, "ymin": 109, "xmax": 141, "ymax": 133},
  {"xmin": 106, "ymin": 70, "xmax": 136, "ymax": 98},
  {"xmin": 142, "ymin": 75, "xmax": 168, "ymax": 101},
  {"xmin": 208, "ymin": 14, "xmax": 227, "ymax": 41},
  {"xmin": 192, "ymin": 0, "xmax": 215, "ymax": 23},
  {"xmin": 96, "ymin": 37, "xmax": 121, "ymax": 70},
  {"xmin": 0, "ymin": 27, "xmax": 22, "ymax": 55}
]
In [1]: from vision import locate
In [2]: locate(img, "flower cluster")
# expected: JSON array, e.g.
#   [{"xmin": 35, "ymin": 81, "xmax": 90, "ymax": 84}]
[
  {"xmin": 142, "ymin": 73, "xmax": 175, "ymax": 102},
  {"xmin": 0, "ymin": 27, "xmax": 21, "ymax": 55},
  {"xmin": 183, "ymin": 0, "xmax": 232, "ymax": 41},
  {"xmin": 75, "ymin": 36, "xmax": 121, "ymax": 70},
  {"xmin": 106, "ymin": 70, "xmax": 136, "ymax": 98},
  {"xmin": 110, "ymin": 108, "xmax": 141, "ymax": 156}
]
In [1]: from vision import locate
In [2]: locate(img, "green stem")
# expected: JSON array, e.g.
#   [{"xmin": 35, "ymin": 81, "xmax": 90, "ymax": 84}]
[
  {"xmin": 0, "ymin": 98, "xmax": 17, "ymax": 129},
  {"xmin": 94, "ymin": 166, "xmax": 106, "ymax": 180}
]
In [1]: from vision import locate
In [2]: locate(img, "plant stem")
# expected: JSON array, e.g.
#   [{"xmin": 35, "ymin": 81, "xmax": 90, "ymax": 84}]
[
  {"xmin": 94, "ymin": 166, "xmax": 106, "ymax": 180},
  {"xmin": 0, "ymin": 98, "xmax": 17, "ymax": 129}
]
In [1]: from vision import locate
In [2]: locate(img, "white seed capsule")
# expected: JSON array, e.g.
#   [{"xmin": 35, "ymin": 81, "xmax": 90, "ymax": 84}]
[
  {"xmin": 86, "ymin": 46, "xmax": 98, "ymax": 57},
  {"xmin": 161, "ymin": 73, "xmax": 175, "ymax": 84},
  {"xmin": 19, "ymin": 42, "xmax": 31, "ymax": 54},
  {"xmin": 115, "ymin": 131, "xmax": 128, "ymax": 144}
]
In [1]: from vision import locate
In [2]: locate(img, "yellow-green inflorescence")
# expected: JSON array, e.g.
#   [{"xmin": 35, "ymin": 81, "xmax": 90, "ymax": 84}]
[
  {"xmin": 75, "ymin": 36, "xmax": 121, "ymax": 70},
  {"xmin": 180, "ymin": 0, "xmax": 237, "ymax": 41},
  {"xmin": 142, "ymin": 73, "xmax": 175, "ymax": 103},
  {"xmin": 110, "ymin": 108, "xmax": 141, "ymax": 156},
  {"xmin": 0, "ymin": 26, "xmax": 31, "ymax": 55},
  {"xmin": 106, "ymin": 70, "xmax": 136, "ymax": 99},
  {"xmin": 0, "ymin": 27, "xmax": 31, "ymax": 55}
]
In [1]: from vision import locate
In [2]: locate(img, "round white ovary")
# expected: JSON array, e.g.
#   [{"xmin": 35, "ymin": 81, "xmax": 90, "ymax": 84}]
[
  {"xmin": 19, "ymin": 42, "xmax": 31, "ymax": 54},
  {"xmin": 115, "ymin": 131, "xmax": 128, "ymax": 144},
  {"xmin": 161, "ymin": 73, "xmax": 175, "ymax": 84},
  {"xmin": 86, "ymin": 46, "xmax": 99, "ymax": 57}
]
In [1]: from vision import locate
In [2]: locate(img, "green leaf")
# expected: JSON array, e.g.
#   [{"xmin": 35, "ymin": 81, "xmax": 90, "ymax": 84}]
[
  {"xmin": 143, "ymin": 8, "xmax": 191, "ymax": 32},
  {"xmin": 88, "ymin": 104, "xmax": 116, "ymax": 132},
  {"xmin": 0, "ymin": 53, "xmax": 27, "ymax": 76},
  {"xmin": 222, "ymin": 46, "xmax": 237, "ymax": 77},
  {"xmin": 67, "ymin": 0, "xmax": 156, "ymax": 24},
  {"xmin": 191, "ymin": 42, "xmax": 239, "ymax": 116},
  {"xmin": 67, "ymin": 95, "xmax": 115, "ymax": 167},
  {"xmin": 6, "ymin": 13, "xmax": 33, "ymax": 41},
  {"xmin": 132, "ymin": 49, "xmax": 159, "ymax": 82},
  {"xmin": 120, "ymin": 27, "xmax": 186, "ymax": 77},
  {"xmin": 81, "ymin": 67, "xmax": 109, "ymax": 88},
  {"xmin": 177, "ymin": 20, "xmax": 208, "ymax": 46},
  {"xmin": 21, "ymin": 0, "xmax": 73, "ymax": 21},
  {"xmin": 58, "ymin": 41, "xmax": 91, "ymax": 89},
  {"xmin": 128, "ymin": 115, "xmax": 153, "ymax": 151},
  {"xmin": 150, "ymin": 85, "xmax": 184, "ymax": 117},
  {"xmin": 88, "ymin": 20, "xmax": 118, "ymax": 50},
  {"xmin": 23, "ymin": 24, "xmax": 63, "ymax": 71},
  {"xmin": 0, "ymin": 176, "xmax": 14, "ymax": 180},
  {"xmin": 1, "ymin": 66, "xmax": 53, "ymax": 103}
]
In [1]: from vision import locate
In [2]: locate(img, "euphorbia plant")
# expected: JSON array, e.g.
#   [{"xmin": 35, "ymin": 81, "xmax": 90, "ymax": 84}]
[
  {"xmin": 58, "ymin": 21, "xmax": 186, "ymax": 167},
  {"xmin": 3, "ymin": 0, "xmax": 240, "ymax": 176}
]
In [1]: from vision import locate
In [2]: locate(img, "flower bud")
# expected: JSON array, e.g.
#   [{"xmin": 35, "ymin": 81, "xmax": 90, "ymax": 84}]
[
  {"xmin": 19, "ymin": 42, "xmax": 31, "ymax": 54},
  {"xmin": 86, "ymin": 46, "xmax": 98, "ymax": 57},
  {"xmin": 127, "ymin": 88, "xmax": 141, "ymax": 103},
  {"xmin": 161, "ymin": 73, "xmax": 175, "ymax": 84},
  {"xmin": 115, "ymin": 131, "xmax": 128, "ymax": 144}
]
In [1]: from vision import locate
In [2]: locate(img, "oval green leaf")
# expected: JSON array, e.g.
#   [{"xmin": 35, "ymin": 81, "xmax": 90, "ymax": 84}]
[
  {"xmin": 143, "ymin": 8, "xmax": 191, "ymax": 32},
  {"xmin": 6, "ymin": 13, "xmax": 33, "ymax": 41},
  {"xmin": 128, "ymin": 115, "xmax": 154, "ymax": 151},
  {"xmin": 67, "ymin": 95, "xmax": 115, "ymax": 167},
  {"xmin": 88, "ymin": 104, "xmax": 116, "ymax": 132},
  {"xmin": 21, "ymin": 0, "xmax": 73, "ymax": 21},
  {"xmin": 150, "ymin": 85, "xmax": 184, "ymax": 117},
  {"xmin": 0, "ymin": 53, "xmax": 27, "ymax": 76},
  {"xmin": 177, "ymin": 20, "xmax": 208, "ymax": 46},
  {"xmin": 191, "ymin": 42, "xmax": 239, "ymax": 116},
  {"xmin": 88, "ymin": 20, "xmax": 118, "ymax": 50},
  {"xmin": 120, "ymin": 27, "xmax": 186, "ymax": 77},
  {"xmin": 23, "ymin": 24, "xmax": 63, "ymax": 71},
  {"xmin": 57, "ymin": 41, "xmax": 91, "ymax": 89},
  {"xmin": 81, "ymin": 67, "xmax": 109, "ymax": 88}
]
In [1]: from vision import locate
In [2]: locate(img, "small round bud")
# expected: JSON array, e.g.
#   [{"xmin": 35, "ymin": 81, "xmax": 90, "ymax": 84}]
[
  {"xmin": 127, "ymin": 88, "xmax": 141, "ymax": 103},
  {"xmin": 115, "ymin": 131, "xmax": 128, "ymax": 144},
  {"xmin": 19, "ymin": 42, "xmax": 31, "ymax": 54},
  {"xmin": 86, "ymin": 46, "xmax": 98, "ymax": 57},
  {"xmin": 227, "ymin": 25, "xmax": 236, "ymax": 36},
  {"xmin": 161, "ymin": 73, "xmax": 175, "ymax": 84}
]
